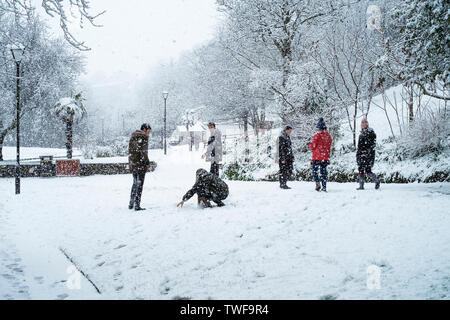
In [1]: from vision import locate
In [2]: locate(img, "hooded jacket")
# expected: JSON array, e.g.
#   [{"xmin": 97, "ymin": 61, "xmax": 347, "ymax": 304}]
[
  {"xmin": 182, "ymin": 169, "xmax": 229, "ymax": 202},
  {"xmin": 277, "ymin": 131, "xmax": 294, "ymax": 163},
  {"xmin": 356, "ymin": 128, "xmax": 377, "ymax": 167},
  {"xmin": 128, "ymin": 130, "xmax": 150, "ymax": 174},
  {"xmin": 309, "ymin": 130, "xmax": 332, "ymax": 161}
]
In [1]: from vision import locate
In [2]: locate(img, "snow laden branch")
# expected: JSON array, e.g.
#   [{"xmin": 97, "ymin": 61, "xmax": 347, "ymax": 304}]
[
  {"xmin": 41, "ymin": 0, "xmax": 105, "ymax": 51},
  {"xmin": 0, "ymin": 0, "xmax": 105, "ymax": 51}
]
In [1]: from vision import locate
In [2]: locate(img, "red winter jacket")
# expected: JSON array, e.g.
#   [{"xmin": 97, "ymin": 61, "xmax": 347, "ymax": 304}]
[{"xmin": 309, "ymin": 130, "xmax": 332, "ymax": 161}]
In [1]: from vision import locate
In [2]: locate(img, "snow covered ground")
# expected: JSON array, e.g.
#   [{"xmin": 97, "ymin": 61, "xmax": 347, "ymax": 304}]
[{"xmin": 1, "ymin": 146, "xmax": 449, "ymax": 300}]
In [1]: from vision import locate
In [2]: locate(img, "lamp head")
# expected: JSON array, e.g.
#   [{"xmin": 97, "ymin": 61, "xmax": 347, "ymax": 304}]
[
  {"xmin": 10, "ymin": 44, "xmax": 25, "ymax": 63},
  {"xmin": 163, "ymin": 91, "xmax": 169, "ymax": 100}
]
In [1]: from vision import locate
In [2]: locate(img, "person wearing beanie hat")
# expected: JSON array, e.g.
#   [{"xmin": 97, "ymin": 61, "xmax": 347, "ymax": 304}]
[
  {"xmin": 316, "ymin": 118, "xmax": 327, "ymax": 130},
  {"xmin": 309, "ymin": 118, "xmax": 332, "ymax": 192},
  {"xmin": 277, "ymin": 125, "xmax": 295, "ymax": 189}
]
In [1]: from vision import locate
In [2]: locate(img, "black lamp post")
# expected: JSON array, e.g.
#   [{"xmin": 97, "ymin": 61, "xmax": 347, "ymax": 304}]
[
  {"xmin": 163, "ymin": 91, "xmax": 169, "ymax": 155},
  {"xmin": 10, "ymin": 45, "xmax": 24, "ymax": 195}
]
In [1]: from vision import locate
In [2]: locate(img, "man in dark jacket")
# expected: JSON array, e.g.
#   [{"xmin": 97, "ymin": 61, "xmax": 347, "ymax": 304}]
[
  {"xmin": 177, "ymin": 169, "xmax": 229, "ymax": 208},
  {"xmin": 278, "ymin": 126, "xmax": 294, "ymax": 189},
  {"xmin": 128, "ymin": 123, "xmax": 152, "ymax": 211},
  {"xmin": 356, "ymin": 118, "xmax": 380, "ymax": 190}
]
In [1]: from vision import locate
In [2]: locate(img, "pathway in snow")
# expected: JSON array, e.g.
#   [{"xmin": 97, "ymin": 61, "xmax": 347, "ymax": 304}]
[{"xmin": 1, "ymin": 147, "xmax": 449, "ymax": 299}]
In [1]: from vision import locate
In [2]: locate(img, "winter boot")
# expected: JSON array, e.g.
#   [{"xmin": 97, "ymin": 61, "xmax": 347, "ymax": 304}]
[
  {"xmin": 321, "ymin": 187, "xmax": 327, "ymax": 193},
  {"xmin": 369, "ymin": 173, "xmax": 381, "ymax": 190},
  {"xmin": 281, "ymin": 185, "xmax": 292, "ymax": 190},
  {"xmin": 315, "ymin": 182, "xmax": 321, "ymax": 192},
  {"xmin": 216, "ymin": 200, "xmax": 226, "ymax": 207},
  {"xmin": 135, "ymin": 207, "xmax": 146, "ymax": 211},
  {"xmin": 198, "ymin": 197, "xmax": 213, "ymax": 208},
  {"xmin": 357, "ymin": 175, "xmax": 365, "ymax": 190},
  {"xmin": 128, "ymin": 204, "xmax": 134, "ymax": 210}
]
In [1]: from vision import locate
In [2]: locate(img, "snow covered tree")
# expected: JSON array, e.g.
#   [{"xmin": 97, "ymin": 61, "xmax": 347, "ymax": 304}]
[
  {"xmin": 0, "ymin": 0, "xmax": 105, "ymax": 51},
  {"xmin": 393, "ymin": 0, "xmax": 449, "ymax": 100},
  {"xmin": 0, "ymin": 12, "xmax": 84, "ymax": 160},
  {"xmin": 54, "ymin": 93, "xmax": 86, "ymax": 159}
]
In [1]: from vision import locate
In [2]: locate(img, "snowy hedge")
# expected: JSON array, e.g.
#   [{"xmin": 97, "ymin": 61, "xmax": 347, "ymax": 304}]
[{"xmin": 223, "ymin": 136, "xmax": 450, "ymax": 184}]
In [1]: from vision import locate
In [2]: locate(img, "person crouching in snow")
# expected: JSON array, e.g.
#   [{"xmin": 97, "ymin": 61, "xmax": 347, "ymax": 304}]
[
  {"xmin": 356, "ymin": 118, "xmax": 380, "ymax": 190},
  {"xmin": 308, "ymin": 118, "xmax": 332, "ymax": 192},
  {"xmin": 177, "ymin": 169, "xmax": 229, "ymax": 208}
]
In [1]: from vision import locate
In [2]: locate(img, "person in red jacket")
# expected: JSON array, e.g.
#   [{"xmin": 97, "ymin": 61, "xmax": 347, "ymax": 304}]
[{"xmin": 309, "ymin": 118, "xmax": 332, "ymax": 192}]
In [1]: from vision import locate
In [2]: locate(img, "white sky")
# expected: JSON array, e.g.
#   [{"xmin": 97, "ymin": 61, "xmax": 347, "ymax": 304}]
[{"xmin": 36, "ymin": 0, "xmax": 221, "ymax": 79}]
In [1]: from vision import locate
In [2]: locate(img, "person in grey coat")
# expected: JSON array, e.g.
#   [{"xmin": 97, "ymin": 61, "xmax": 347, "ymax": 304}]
[{"xmin": 202, "ymin": 122, "xmax": 223, "ymax": 177}]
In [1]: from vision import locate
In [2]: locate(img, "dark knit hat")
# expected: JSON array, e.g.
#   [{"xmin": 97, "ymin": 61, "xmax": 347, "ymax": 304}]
[
  {"xmin": 316, "ymin": 118, "xmax": 327, "ymax": 130},
  {"xmin": 284, "ymin": 125, "xmax": 293, "ymax": 131},
  {"xmin": 141, "ymin": 123, "xmax": 152, "ymax": 131}
]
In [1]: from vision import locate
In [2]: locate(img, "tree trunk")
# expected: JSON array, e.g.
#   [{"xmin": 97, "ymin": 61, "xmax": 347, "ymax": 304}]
[
  {"xmin": 66, "ymin": 119, "xmax": 73, "ymax": 159},
  {"xmin": 0, "ymin": 136, "xmax": 4, "ymax": 162},
  {"xmin": 243, "ymin": 113, "xmax": 249, "ymax": 163},
  {"xmin": 353, "ymin": 101, "xmax": 358, "ymax": 148},
  {"xmin": 408, "ymin": 85, "xmax": 414, "ymax": 123}
]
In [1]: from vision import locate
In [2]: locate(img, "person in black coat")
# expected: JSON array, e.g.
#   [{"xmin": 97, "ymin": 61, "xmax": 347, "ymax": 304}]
[
  {"xmin": 278, "ymin": 126, "xmax": 294, "ymax": 189},
  {"xmin": 128, "ymin": 123, "xmax": 152, "ymax": 211},
  {"xmin": 356, "ymin": 118, "xmax": 380, "ymax": 190},
  {"xmin": 177, "ymin": 169, "xmax": 229, "ymax": 208}
]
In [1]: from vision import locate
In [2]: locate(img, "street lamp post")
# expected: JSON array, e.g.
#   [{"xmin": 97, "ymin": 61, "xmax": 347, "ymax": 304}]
[
  {"xmin": 10, "ymin": 45, "xmax": 25, "ymax": 195},
  {"xmin": 101, "ymin": 117, "xmax": 105, "ymax": 143},
  {"xmin": 163, "ymin": 91, "xmax": 169, "ymax": 155}
]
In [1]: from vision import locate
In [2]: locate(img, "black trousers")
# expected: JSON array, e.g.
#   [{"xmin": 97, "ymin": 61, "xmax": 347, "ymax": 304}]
[
  {"xmin": 358, "ymin": 166, "xmax": 373, "ymax": 175},
  {"xmin": 210, "ymin": 162, "xmax": 220, "ymax": 177},
  {"xmin": 130, "ymin": 172, "xmax": 146, "ymax": 208},
  {"xmin": 197, "ymin": 189, "xmax": 227, "ymax": 204},
  {"xmin": 279, "ymin": 160, "xmax": 293, "ymax": 186}
]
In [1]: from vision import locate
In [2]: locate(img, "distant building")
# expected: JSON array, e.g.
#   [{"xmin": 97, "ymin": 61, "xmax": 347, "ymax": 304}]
[{"xmin": 170, "ymin": 121, "xmax": 208, "ymax": 150}]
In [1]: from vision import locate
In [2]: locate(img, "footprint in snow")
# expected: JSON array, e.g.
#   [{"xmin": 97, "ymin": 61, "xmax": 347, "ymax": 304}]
[
  {"xmin": 115, "ymin": 285, "xmax": 124, "ymax": 292},
  {"xmin": 2, "ymin": 274, "xmax": 14, "ymax": 280},
  {"xmin": 159, "ymin": 278, "xmax": 171, "ymax": 295},
  {"xmin": 114, "ymin": 244, "xmax": 127, "ymax": 250},
  {"xmin": 57, "ymin": 294, "xmax": 69, "ymax": 300},
  {"xmin": 34, "ymin": 276, "xmax": 44, "ymax": 284}
]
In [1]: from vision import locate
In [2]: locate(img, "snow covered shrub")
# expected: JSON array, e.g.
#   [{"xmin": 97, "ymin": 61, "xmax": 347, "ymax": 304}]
[
  {"xmin": 397, "ymin": 111, "xmax": 449, "ymax": 158},
  {"xmin": 223, "ymin": 162, "xmax": 256, "ymax": 181},
  {"xmin": 89, "ymin": 136, "xmax": 130, "ymax": 158},
  {"xmin": 81, "ymin": 144, "xmax": 96, "ymax": 160},
  {"xmin": 109, "ymin": 136, "xmax": 129, "ymax": 157},
  {"xmin": 95, "ymin": 146, "xmax": 114, "ymax": 158}
]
